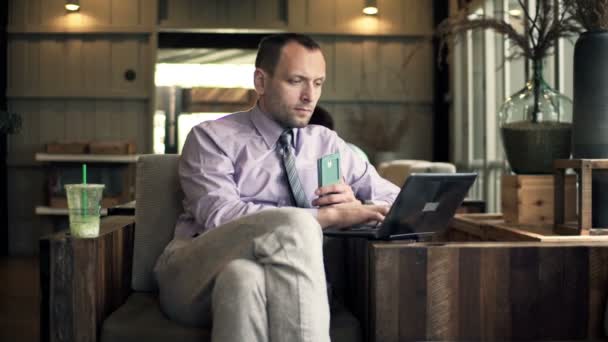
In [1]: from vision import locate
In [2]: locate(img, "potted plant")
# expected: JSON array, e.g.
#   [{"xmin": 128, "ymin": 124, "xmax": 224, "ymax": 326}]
[
  {"xmin": 437, "ymin": 0, "xmax": 581, "ymax": 174},
  {"xmin": 0, "ymin": 110, "xmax": 21, "ymax": 136},
  {"xmin": 564, "ymin": 0, "xmax": 608, "ymax": 227}
]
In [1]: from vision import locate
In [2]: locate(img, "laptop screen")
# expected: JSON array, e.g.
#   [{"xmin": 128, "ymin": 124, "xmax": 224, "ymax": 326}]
[{"xmin": 381, "ymin": 173, "xmax": 477, "ymax": 237}]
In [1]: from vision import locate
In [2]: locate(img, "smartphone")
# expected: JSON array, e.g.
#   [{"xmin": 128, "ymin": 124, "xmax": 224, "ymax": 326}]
[{"xmin": 317, "ymin": 153, "xmax": 341, "ymax": 188}]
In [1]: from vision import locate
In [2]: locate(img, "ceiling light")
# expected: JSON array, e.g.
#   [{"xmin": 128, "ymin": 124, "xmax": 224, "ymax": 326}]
[
  {"xmin": 65, "ymin": 0, "xmax": 80, "ymax": 12},
  {"xmin": 363, "ymin": 0, "xmax": 378, "ymax": 16}
]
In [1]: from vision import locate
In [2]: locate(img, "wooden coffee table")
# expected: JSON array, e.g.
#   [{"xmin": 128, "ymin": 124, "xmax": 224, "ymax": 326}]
[{"xmin": 344, "ymin": 214, "xmax": 608, "ymax": 341}]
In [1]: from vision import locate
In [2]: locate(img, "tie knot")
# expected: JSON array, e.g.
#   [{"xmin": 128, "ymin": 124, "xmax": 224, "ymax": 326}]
[{"xmin": 279, "ymin": 129, "xmax": 293, "ymax": 148}]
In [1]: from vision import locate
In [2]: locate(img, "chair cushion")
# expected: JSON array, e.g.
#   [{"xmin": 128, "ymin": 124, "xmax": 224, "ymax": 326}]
[
  {"xmin": 132, "ymin": 154, "xmax": 184, "ymax": 292},
  {"xmin": 101, "ymin": 293, "xmax": 210, "ymax": 342},
  {"xmin": 101, "ymin": 292, "xmax": 361, "ymax": 342}
]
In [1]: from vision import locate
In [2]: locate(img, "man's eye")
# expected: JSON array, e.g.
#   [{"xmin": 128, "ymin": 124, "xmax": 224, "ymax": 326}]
[{"xmin": 289, "ymin": 79, "xmax": 302, "ymax": 84}]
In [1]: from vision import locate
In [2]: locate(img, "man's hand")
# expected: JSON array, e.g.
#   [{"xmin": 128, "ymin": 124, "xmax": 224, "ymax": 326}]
[
  {"xmin": 312, "ymin": 180, "xmax": 360, "ymax": 207},
  {"xmin": 316, "ymin": 204, "xmax": 390, "ymax": 229}
]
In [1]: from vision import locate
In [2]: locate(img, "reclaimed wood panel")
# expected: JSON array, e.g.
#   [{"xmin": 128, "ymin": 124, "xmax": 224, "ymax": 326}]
[
  {"xmin": 40, "ymin": 216, "xmax": 135, "ymax": 342},
  {"xmin": 365, "ymin": 242, "xmax": 608, "ymax": 341},
  {"xmin": 450, "ymin": 214, "xmax": 608, "ymax": 242}
]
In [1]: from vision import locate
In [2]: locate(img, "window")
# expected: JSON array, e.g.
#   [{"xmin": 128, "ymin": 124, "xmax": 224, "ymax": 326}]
[{"xmin": 451, "ymin": 0, "xmax": 577, "ymax": 212}]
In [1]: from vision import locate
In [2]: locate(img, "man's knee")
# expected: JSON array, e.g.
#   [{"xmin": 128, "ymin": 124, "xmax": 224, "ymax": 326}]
[
  {"xmin": 213, "ymin": 259, "xmax": 265, "ymax": 303},
  {"xmin": 271, "ymin": 208, "xmax": 323, "ymax": 247}
]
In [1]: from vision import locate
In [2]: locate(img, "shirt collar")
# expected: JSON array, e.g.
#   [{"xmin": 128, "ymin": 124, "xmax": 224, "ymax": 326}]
[{"xmin": 251, "ymin": 104, "xmax": 298, "ymax": 149}]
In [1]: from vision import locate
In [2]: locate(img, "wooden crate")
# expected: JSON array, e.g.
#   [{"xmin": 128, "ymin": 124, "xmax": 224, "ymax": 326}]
[
  {"xmin": 501, "ymin": 174, "xmax": 576, "ymax": 225},
  {"xmin": 89, "ymin": 141, "xmax": 136, "ymax": 155},
  {"xmin": 46, "ymin": 141, "xmax": 88, "ymax": 154}
]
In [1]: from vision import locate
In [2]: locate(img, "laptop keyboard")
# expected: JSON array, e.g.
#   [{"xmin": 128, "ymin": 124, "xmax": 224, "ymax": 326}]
[{"xmin": 349, "ymin": 221, "xmax": 382, "ymax": 230}]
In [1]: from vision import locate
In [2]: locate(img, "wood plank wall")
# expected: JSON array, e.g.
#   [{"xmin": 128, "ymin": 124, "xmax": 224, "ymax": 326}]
[
  {"xmin": 6, "ymin": 0, "xmax": 157, "ymax": 254},
  {"xmin": 7, "ymin": 0, "xmax": 435, "ymax": 254},
  {"xmin": 159, "ymin": 0, "xmax": 436, "ymax": 161}
]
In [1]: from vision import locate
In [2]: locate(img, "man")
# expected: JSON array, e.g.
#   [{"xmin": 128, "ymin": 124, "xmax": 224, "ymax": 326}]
[{"xmin": 154, "ymin": 33, "xmax": 400, "ymax": 342}]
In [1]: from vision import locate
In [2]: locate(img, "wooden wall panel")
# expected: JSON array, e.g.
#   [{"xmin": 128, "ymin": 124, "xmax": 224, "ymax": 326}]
[
  {"xmin": 39, "ymin": 0, "xmax": 66, "ymax": 27},
  {"xmin": 7, "ymin": 0, "xmax": 156, "ymax": 256},
  {"xmin": 159, "ymin": 0, "xmax": 433, "ymax": 35},
  {"xmin": 7, "ymin": 168, "xmax": 50, "ymax": 255},
  {"xmin": 7, "ymin": 99, "xmax": 147, "ymax": 165},
  {"xmin": 8, "ymin": 0, "xmax": 27, "ymax": 26},
  {"xmin": 333, "ymin": 39, "xmax": 363, "ymax": 100},
  {"xmin": 83, "ymin": 0, "xmax": 112, "ymax": 26},
  {"xmin": 8, "ymin": 36, "xmax": 149, "ymax": 97},
  {"xmin": 394, "ymin": 0, "xmax": 434, "ymax": 35},
  {"xmin": 327, "ymin": 103, "xmax": 433, "ymax": 162},
  {"xmin": 110, "ymin": 0, "xmax": 140, "ymax": 26},
  {"xmin": 190, "ymin": 0, "xmax": 219, "ymax": 27},
  {"xmin": 9, "ymin": 0, "xmax": 153, "ymax": 29},
  {"xmin": 228, "ymin": 0, "xmax": 256, "ymax": 26},
  {"xmin": 82, "ymin": 39, "xmax": 112, "ymax": 90},
  {"xmin": 315, "ymin": 37, "xmax": 433, "ymax": 103},
  {"xmin": 255, "ymin": 0, "xmax": 282, "ymax": 24}
]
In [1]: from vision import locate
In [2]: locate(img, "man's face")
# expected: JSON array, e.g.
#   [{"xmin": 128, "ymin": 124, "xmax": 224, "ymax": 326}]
[{"xmin": 256, "ymin": 42, "xmax": 326, "ymax": 128}]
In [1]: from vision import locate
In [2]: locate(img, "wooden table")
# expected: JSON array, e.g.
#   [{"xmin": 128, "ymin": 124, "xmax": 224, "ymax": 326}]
[
  {"xmin": 344, "ymin": 214, "xmax": 608, "ymax": 342},
  {"xmin": 39, "ymin": 216, "xmax": 135, "ymax": 342}
]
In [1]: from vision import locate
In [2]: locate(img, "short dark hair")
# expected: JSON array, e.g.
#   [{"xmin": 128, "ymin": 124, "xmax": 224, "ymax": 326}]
[
  {"xmin": 309, "ymin": 105, "xmax": 335, "ymax": 130},
  {"xmin": 255, "ymin": 33, "xmax": 321, "ymax": 75}
]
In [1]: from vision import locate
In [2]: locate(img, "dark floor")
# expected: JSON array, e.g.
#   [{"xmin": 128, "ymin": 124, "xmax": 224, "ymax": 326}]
[{"xmin": 0, "ymin": 257, "xmax": 39, "ymax": 342}]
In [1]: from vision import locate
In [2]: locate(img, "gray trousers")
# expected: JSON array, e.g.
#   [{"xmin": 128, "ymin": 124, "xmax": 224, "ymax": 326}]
[{"xmin": 154, "ymin": 208, "xmax": 331, "ymax": 342}]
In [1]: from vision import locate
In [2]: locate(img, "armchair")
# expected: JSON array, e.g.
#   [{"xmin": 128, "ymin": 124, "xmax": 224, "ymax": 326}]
[
  {"xmin": 377, "ymin": 159, "xmax": 456, "ymax": 187},
  {"xmin": 41, "ymin": 154, "xmax": 362, "ymax": 342}
]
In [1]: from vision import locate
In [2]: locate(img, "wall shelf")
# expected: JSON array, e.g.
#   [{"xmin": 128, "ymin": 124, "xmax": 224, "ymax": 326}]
[
  {"xmin": 35, "ymin": 153, "xmax": 139, "ymax": 163},
  {"xmin": 35, "ymin": 206, "xmax": 108, "ymax": 216}
]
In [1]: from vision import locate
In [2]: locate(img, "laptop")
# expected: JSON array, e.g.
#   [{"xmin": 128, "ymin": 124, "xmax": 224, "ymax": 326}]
[{"xmin": 323, "ymin": 173, "xmax": 477, "ymax": 240}]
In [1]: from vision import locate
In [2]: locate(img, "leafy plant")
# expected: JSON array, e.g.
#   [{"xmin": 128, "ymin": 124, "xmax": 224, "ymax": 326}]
[{"xmin": 0, "ymin": 111, "xmax": 21, "ymax": 135}]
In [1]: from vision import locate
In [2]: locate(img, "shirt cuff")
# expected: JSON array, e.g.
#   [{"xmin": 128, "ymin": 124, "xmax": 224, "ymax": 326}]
[
  {"xmin": 364, "ymin": 199, "xmax": 391, "ymax": 206},
  {"xmin": 302, "ymin": 208, "xmax": 319, "ymax": 219}
]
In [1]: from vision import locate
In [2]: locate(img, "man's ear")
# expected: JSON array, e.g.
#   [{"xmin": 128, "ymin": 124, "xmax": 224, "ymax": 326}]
[{"xmin": 254, "ymin": 69, "xmax": 266, "ymax": 95}]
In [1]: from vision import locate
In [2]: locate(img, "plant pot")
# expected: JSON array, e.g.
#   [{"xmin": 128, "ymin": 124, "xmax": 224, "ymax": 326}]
[
  {"xmin": 573, "ymin": 30, "xmax": 608, "ymax": 227},
  {"xmin": 498, "ymin": 60, "xmax": 572, "ymax": 174},
  {"xmin": 501, "ymin": 121, "xmax": 572, "ymax": 174}
]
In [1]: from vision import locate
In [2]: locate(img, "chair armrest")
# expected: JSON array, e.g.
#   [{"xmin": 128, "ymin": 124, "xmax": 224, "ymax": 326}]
[
  {"xmin": 40, "ymin": 216, "xmax": 135, "ymax": 342},
  {"xmin": 107, "ymin": 200, "xmax": 136, "ymax": 216}
]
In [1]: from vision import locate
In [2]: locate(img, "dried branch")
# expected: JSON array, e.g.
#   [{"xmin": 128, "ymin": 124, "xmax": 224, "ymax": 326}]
[
  {"xmin": 348, "ymin": 105, "xmax": 410, "ymax": 151},
  {"xmin": 564, "ymin": 0, "xmax": 608, "ymax": 31},
  {"xmin": 437, "ymin": 0, "xmax": 582, "ymax": 65}
]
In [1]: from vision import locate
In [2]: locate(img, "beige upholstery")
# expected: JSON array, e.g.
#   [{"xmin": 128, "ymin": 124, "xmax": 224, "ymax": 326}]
[
  {"xmin": 100, "ymin": 154, "xmax": 361, "ymax": 342},
  {"xmin": 378, "ymin": 159, "xmax": 457, "ymax": 187}
]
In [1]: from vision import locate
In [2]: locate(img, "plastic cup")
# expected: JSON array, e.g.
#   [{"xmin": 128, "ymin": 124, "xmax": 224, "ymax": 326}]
[{"xmin": 65, "ymin": 184, "xmax": 105, "ymax": 238}]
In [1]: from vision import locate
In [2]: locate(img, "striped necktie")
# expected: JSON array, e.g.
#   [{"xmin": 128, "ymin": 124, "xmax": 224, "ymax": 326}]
[{"xmin": 277, "ymin": 129, "xmax": 310, "ymax": 208}]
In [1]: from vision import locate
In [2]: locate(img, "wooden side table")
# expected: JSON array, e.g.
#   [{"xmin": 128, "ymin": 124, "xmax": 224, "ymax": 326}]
[
  {"xmin": 344, "ymin": 214, "xmax": 608, "ymax": 341},
  {"xmin": 39, "ymin": 215, "xmax": 135, "ymax": 342}
]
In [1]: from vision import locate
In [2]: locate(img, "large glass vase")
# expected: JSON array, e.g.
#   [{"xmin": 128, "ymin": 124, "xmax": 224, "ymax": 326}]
[{"xmin": 498, "ymin": 61, "xmax": 573, "ymax": 174}]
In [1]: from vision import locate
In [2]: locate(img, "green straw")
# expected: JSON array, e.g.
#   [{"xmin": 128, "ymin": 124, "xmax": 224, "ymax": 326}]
[{"xmin": 82, "ymin": 164, "xmax": 87, "ymax": 216}]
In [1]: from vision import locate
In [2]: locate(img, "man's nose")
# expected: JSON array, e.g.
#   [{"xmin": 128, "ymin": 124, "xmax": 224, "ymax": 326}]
[{"xmin": 301, "ymin": 83, "xmax": 313, "ymax": 102}]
